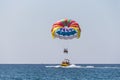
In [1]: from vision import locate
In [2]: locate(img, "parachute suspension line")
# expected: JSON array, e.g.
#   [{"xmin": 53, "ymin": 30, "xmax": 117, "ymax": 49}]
[{"xmin": 62, "ymin": 36, "xmax": 71, "ymax": 64}]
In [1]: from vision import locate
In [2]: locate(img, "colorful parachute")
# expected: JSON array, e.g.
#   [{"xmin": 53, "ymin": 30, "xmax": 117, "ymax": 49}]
[{"xmin": 51, "ymin": 18, "xmax": 81, "ymax": 39}]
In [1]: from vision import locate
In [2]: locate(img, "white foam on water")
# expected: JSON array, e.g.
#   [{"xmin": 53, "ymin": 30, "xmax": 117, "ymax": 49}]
[
  {"xmin": 45, "ymin": 65, "xmax": 120, "ymax": 69},
  {"xmin": 45, "ymin": 64, "xmax": 94, "ymax": 68},
  {"xmin": 85, "ymin": 66, "xmax": 95, "ymax": 68},
  {"xmin": 97, "ymin": 66, "xmax": 120, "ymax": 69}
]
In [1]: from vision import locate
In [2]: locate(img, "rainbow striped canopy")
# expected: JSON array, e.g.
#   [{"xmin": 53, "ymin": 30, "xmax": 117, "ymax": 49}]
[{"xmin": 51, "ymin": 18, "xmax": 81, "ymax": 39}]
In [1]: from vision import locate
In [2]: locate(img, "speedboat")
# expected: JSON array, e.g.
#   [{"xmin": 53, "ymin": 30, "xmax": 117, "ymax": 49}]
[{"xmin": 60, "ymin": 59, "xmax": 70, "ymax": 67}]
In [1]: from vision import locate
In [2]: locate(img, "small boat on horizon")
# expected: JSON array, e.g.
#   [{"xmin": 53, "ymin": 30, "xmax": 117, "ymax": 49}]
[{"xmin": 60, "ymin": 59, "xmax": 70, "ymax": 67}]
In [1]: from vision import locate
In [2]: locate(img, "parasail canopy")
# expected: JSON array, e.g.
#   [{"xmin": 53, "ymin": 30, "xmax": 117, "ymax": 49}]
[{"xmin": 51, "ymin": 18, "xmax": 81, "ymax": 40}]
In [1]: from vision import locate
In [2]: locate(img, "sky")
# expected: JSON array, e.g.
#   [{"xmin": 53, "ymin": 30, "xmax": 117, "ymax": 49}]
[{"xmin": 0, "ymin": 0, "xmax": 120, "ymax": 64}]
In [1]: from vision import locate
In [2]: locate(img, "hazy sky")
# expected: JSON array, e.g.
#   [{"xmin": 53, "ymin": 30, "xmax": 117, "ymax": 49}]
[{"xmin": 0, "ymin": 0, "xmax": 120, "ymax": 64}]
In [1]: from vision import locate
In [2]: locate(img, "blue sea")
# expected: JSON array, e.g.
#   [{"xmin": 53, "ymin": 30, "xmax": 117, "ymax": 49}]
[{"xmin": 0, "ymin": 64, "xmax": 120, "ymax": 80}]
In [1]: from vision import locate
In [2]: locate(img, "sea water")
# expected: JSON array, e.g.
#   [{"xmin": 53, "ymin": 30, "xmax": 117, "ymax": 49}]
[{"xmin": 0, "ymin": 64, "xmax": 120, "ymax": 80}]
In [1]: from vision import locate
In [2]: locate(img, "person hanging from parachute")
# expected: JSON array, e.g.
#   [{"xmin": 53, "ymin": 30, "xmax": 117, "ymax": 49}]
[{"xmin": 64, "ymin": 48, "xmax": 68, "ymax": 53}]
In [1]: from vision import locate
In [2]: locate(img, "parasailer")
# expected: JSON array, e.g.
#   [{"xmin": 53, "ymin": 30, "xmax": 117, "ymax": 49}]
[
  {"xmin": 64, "ymin": 48, "xmax": 68, "ymax": 53},
  {"xmin": 51, "ymin": 18, "xmax": 81, "ymax": 66}
]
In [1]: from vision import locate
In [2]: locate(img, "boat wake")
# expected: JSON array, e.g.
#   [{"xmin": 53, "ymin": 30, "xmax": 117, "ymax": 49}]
[
  {"xmin": 45, "ymin": 64, "xmax": 120, "ymax": 69},
  {"xmin": 45, "ymin": 64, "xmax": 94, "ymax": 68}
]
